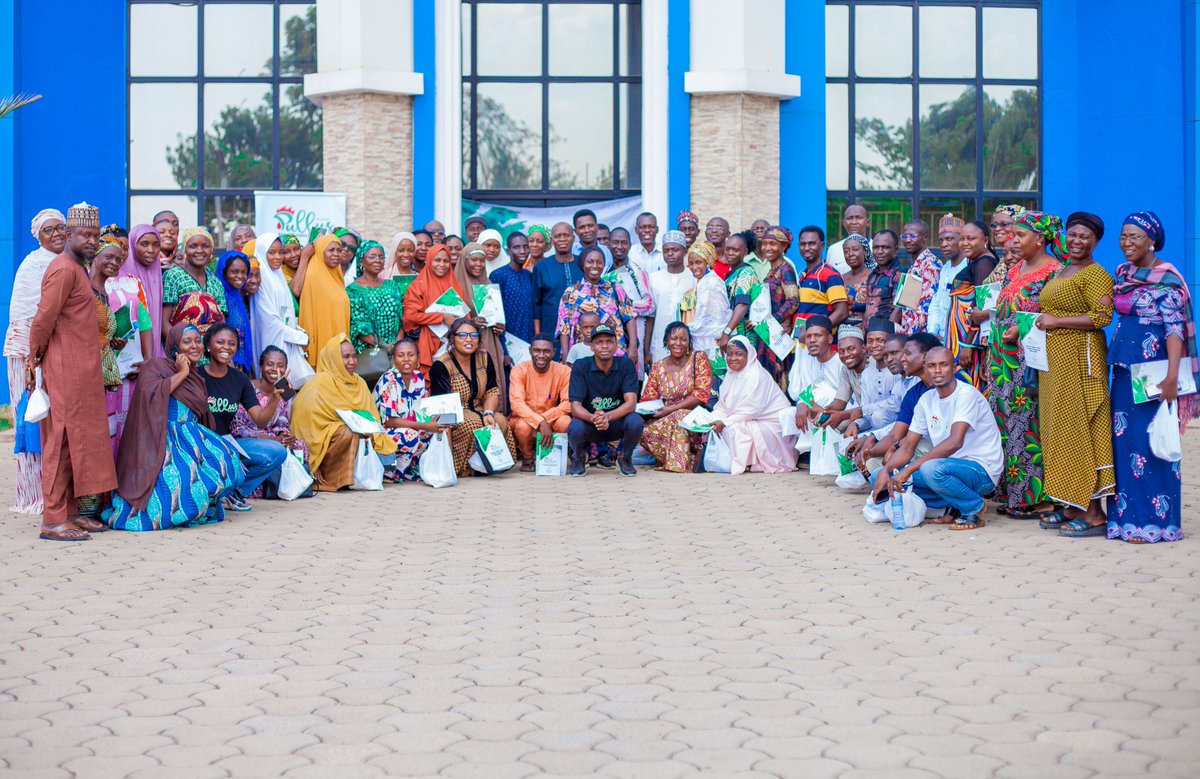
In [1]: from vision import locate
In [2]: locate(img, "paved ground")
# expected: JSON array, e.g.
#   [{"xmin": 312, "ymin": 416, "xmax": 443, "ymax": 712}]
[{"xmin": 1, "ymin": 440, "xmax": 1199, "ymax": 779}]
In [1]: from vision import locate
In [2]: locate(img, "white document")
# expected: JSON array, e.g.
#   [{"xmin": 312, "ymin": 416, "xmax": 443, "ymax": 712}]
[
  {"xmin": 116, "ymin": 336, "xmax": 144, "ymax": 379},
  {"xmin": 1016, "ymin": 312, "xmax": 1048, "ymax": 371},
  {"xmin": 336, "ymin": 409, "xmax": 387, "ymax": 435},
  {"xmin": 678, "ymin": 406, "xmax": 716, "ymax": 433},
  {"xmin": 635, "ymin": 399, "xmax": 665, "ymax": 415},
  {"xmin": 416, "ymin": 393, "xmax": 465, "ymax": 424},
  {"xmin": 505, "ymin": 333, "xmax": 532, "ymax": 365},
  {"xmin": 473, "ymin": 284, "xmax": 507, "ymax": 326}
]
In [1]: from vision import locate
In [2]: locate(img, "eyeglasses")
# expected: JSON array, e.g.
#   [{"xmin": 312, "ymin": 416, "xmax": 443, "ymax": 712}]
[
  {"xmin": 41, "ymin": 224, "xmax": 67, "ymax": 235},
  {"xmin": 454, "ymin": 332, "xmax": 480, "ymax": 340},
  {"xmin": 427, "ymin": 229, "xmax": 446, "ymax": 237},
  {"xmin": 899, "ymin": 233, "xmax": 920, "ymax": 240}
]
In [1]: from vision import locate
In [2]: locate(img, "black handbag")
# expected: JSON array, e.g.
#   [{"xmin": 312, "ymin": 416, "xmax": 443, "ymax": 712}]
[
  {"xmin": 355, "ymin": 343, "xmax": 391, "ymax": 389},
  {"xmin": 1022, "ymin": 365, "xmax": 1040, "ymax": 396}
]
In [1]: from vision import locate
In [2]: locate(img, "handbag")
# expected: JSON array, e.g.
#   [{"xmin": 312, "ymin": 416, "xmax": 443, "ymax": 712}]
[
  {"xmin": 355, "ymin": 343, "xmax": 391, "ymax": 390},
  {"xmin": 1021, "ymin": 365, "xmax": 1039, "ymax": 395}
]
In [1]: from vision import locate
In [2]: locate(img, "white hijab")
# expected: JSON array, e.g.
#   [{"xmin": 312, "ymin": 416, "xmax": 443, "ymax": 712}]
[
  {"xmin": 382, "ymin": 231, "xmax": 416, "ymax": 280},
  {"xmin": 9, "ymin": 209, "xmax": 66, "ymax": 325},
  {"xmin": 478, "ymin": 229, "xmax": 509, "ymax": 276},
  {"xmin": 712, "ymin": 336, "xmax": 793, "ymax": 426},
  {"xmin": 250, "ymin": 231, "xmax": 314, "ymax": 385}
]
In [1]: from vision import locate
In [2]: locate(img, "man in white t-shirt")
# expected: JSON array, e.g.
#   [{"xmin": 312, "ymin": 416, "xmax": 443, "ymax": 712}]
[
  {"xmin": 790, "ymin": 315, "xmax": 850, "ymax": 430},
  {"xmin": 643, "ymin": 231, "xmax": 694, "ymax": 363},
  {"xmin": 872, "ymin": 346, "xmax": 1001, "ymax": 530}
]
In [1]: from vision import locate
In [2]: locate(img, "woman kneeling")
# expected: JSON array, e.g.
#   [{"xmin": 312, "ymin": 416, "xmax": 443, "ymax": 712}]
[{"xmin": 709, "ymin": 336, "xmax": 797, "ymax": 474}]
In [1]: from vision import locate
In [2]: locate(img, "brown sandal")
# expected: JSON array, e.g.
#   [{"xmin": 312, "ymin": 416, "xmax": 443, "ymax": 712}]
[
  {"xmin": 40, "ymin": 523, "xmax": 91, "ymax": 541},
  {"xmin": 69, "ymin": 515, "xmax": 107, "ymax": 533}
]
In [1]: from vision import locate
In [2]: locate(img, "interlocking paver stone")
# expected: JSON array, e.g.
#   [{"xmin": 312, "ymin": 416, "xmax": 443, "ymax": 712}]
[{"xmin": 1, "ymin": 440, "xmax": 1199, "ymax": 778}]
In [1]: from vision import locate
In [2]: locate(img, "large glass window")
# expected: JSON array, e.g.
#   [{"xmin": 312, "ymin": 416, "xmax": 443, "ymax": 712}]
[
  {"xmin": 462, "ymin": 0, "xmax": 642, "ymax": 207},
  {"xmin": 825, "ymin": 1, "xmax": 1040, "ymax": 242},
  {"xmin": 128, "ymin": 1, "xmax": 321, "ymax": 245}
]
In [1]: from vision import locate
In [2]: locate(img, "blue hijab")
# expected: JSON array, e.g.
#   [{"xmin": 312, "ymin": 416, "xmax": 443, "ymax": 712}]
[{"xmin": 216, "ymin": 250, "xmax": 256, "ymax": 376}]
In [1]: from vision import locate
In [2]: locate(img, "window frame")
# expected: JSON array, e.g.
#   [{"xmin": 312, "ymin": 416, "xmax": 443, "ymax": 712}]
[
  {"xmin": 126, "ymin": 0, "xmax": 321, "ymax": 227},
  {"xmin": 461, "ymin": 0, "xmax": 642, "ymax": 208},
  {"xmin": 825, "ymin": 0, "xmax": 1043, "ymax": 231}
]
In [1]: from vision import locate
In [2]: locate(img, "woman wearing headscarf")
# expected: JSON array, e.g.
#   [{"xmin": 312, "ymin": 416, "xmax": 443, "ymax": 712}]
[
  {"xmin": 525, "ymin": 225, "xmax": 551, "ymax": 269},
  {"xmin": 640, "ymin": 322, "xmax": 714, "ymax": 472},
  {"xmin": 987, "ymin": 210, "xmax": 1064, "ymax": 519},
  {"xmin": 228, "ymin": 223, "xmax": 255, "ymax": 252},
  {"xmin": 104, "ymin": 323, "xmax": 245, "ymax": 531},
  {"xmin": 709, "ymin": 336, "xmax": 797, "ymax": 474},
  {"xmin": 1105, "ymin": 212, "xmax": 1198, "ymax": 543},
  {"xmin": 1030, "ymin": 212, "xmax": 1115, "ymax": 537},
  {"xmin": 293, "ymin": 234, "xmax": 351, "ymax": 369},
  {"xmin": 347, "ymin": 239, "xmax": 405, "ymax": 351},
  {"xmin": 249, "ymin": 232, "xmax": 314, "ymax": 387},
  {"xmin": 163, "ymin": 227, "xmax": 228, "ymax": 330},
  {"xmin": 280, "ymin": 234, "xmax": 302, "ymax": 286},
  {"xmin": 680, "ymin": 240, "xmax": 731, "ymax": 357},
  {"xmin": 840, "ymin": 234, "xmax": 873, "ymax": 333},
  {"xmin": 950, "ymin": 220, "xmax": 998, "ymax": 389},
  {"xmin": 403, "ymin": 244, "xmax": 468, "ymax": 372},
  {"xmin": 456, "ymin": 242, "xmax": 512, "ymax": 404},
  {"xmin": 478, "ymin": 228, "xmax": 509, "ymax": 276},
  {"xmin": 291, "ymin": 334, "xmax": 397, "ymax": 491},
  {"xmin": 216, "ymin": 250, "xmax": 256, "ymax": 375},
  {"xmin": 383, "ymin": 231, "xmax": 418, "ymax": 281},
  {"xmin": 5, "ymin": 208, "xmax": 66, "ymax": 513}
]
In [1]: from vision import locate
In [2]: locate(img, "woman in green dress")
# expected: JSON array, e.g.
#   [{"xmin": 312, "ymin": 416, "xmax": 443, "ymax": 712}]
[{"xmin": 346, "ymin": 239, "xmax": 405, "ymax": 351}]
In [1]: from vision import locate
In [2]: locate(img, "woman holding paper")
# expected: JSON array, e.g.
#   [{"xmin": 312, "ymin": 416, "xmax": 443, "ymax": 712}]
[
  {"xmin": 347, "ymin": 240, "xmax": 405, "ymax": 351},
  {"xmin": 556, "ymin": 246, "xmax": 637, "ymax": 364},
  {"xmin": 1104, "ymin": 212, "xmax": 1199, "ymax": 543},
  {"xmin": 1032, "ymin": 212, "xmax": 1115, "ymax": 537},
  {"xmin": 429, "ymin": 318, "xmax": 516, "ymax": 477},
  {"xmin": 986, "ymin": 211, "xmax": 1064, "ymax": 519},
  {"xmin": 402, "ymin": 244, "xmax": 470, "ymax": 373},
  {"xmin": 292, "ymin": 334, "xmax": 398, "ymax": 491},
  {"xmin": 455, "ymin": 243, "xmax": 510, "ymax": 405},
  {"xmin": 88, "ymin": 239, "xmax": 144, "ymax": 467},
  {"xmin": 640, "ymin": 323, "xmax": 713, "ymax": 472},
  {"xmin": 948, "ymin": 221, "xmax": 997, "ymax": 389},
  {"xmin": 709, "ymin": 336, "xmax": 797, "ymax": 474},
  {"xmin": 374, "ymin": 338, "xmax": 449, "ymax": 481},
  {"xmin": 101, "ymin": 237, "xmax": 157, "ymax": 450},
  {"xmin": 294, "ymin": 234, "xmax": 351, "ymax": 369},
  {"xmin": 755, "ymin": 227, "xmax": 801, "ymax": 387}
]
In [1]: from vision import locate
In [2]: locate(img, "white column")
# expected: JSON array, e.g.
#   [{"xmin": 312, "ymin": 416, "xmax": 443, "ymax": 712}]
[
  {"xmin": 641, "ymin": 0, "xmax": 669, "ymax": 224},
  {"xmin": 434, "ymin": 0, "xmax": 463, "ymax": 234}
]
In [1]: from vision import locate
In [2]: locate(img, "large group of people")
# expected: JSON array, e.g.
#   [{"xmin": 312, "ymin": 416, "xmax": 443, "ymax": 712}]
[{"xmin": 10, "ymin": 200, "xmax": 1194, "ymax": 545}]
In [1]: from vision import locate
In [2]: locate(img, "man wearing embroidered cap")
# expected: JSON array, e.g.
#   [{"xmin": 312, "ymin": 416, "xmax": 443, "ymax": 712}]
[
  {"xmin": 926, "ymin": 213, "xmax": 966, "ymax": 340},
  {"xmin": 27, "ymin": 203, "xmax": 118, "ymax": 541},
  {"xmin": 644, "ymin": 230, "xmax": 695, "ymax": 364},
  {"xmin": 676, "ymin": 211, "xmax": 700, "ymax": 249}
]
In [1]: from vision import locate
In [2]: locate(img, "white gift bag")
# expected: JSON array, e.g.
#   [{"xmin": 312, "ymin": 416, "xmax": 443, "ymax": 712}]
[
  {"xmin": 748, "ymin": 283, "xmax": 772, "ymax": 326},
  {"xmin": 24, "ymin": 367, "xmax": 48, "ymax": 423},
  {"xmin": 535, "ymin": 432, "xmax": 569, "ymax": 476},
  {"xmin": 702, "ymin": 432, "xmax": 733, "ymax": 474},
  {"xmin": 351, "ymin": 440, "xmax": 385, "ymax": 490},
  {"xmin": 468, "ymin": 425, "xmax": 515, "ymax": 474},
  {"xmin": 419, "ymin": 432, "xmax": 457, "ymax": 488},
  {"xmin": 863, "ymin": 496, "xmax": 890, "ymax": 524},
  {"xmin": 810, "ymin": 427, "xmax": 846, "ymax": 476},
  {"xmin": 1148, "ymin": 400, "xmax": 1183, "ymax": 462},
  {"xmin": 277, "ymin": 450, "xmax": 314, "ymax": 500},
  {"xmin": 836, "ymin": 470, "xmax": 869, "ymax": 492}
]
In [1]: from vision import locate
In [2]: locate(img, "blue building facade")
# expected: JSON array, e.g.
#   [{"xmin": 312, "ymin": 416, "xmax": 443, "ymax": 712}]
[{"xmin": 0, "ymin": 1, "xmax": 1196, "ymax": 403}]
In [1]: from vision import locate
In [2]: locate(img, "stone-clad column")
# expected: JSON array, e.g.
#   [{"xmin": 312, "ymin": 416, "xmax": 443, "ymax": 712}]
[
  {"xmin": 304, "ymin": 0, "xmax": 423, "ymax": 239},
  {"xmin": 685, "ymin": 0, "xmax": 800, "ymax": 228}
]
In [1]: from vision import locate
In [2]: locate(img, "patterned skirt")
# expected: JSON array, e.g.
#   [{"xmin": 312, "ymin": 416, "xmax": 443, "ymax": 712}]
[{"xmin": 1108, "ymin": 366, "xmax": 1183, "ymax": 542}]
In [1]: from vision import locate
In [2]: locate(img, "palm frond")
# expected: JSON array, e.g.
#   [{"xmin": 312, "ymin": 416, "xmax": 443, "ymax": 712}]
[{"xmin": 0, "ymin": 93, "xmax": 42, "ymax": 119}]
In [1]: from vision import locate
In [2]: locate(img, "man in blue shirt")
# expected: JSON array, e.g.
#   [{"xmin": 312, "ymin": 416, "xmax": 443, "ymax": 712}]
[
  {"xmin": 489, "ymin": 231, "xmax": 534, "ymax": 346},
  {"xmin": 532, "ymin": 222, "xmax": 579, "ymax": 349},
  {"xmin": 567, "ymin": 325, "xmax": 642, "ymax": 477}
]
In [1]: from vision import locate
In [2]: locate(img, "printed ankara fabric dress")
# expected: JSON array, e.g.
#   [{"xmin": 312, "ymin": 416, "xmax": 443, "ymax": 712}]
[
  {"xmin": 373, "ymin": 368, "xmax": 432, "ymax": 482},
  {"xmin": 1106, "ymin": 261, "xmax": 1196, "ymax": 543},
  {"xmin": 986, "ymin": 258, "xmax": 1061, "ymax": 512},
  {"xmin": 556, "ymin": 279, "xmax": 634, "ymax": 350},
  {"xmin": 1038, "ymin": 263, "xmax": 1115, "ymax": 513},
  {"xmin": 639, "ymin": 352, "xmax": 714, "ymax": 473},
  {"xmin": 898, "ymin": 249, "xmax": 942, "ymax": 335},
  {"xmin": 758, "ymin": 263, "xmax": 800, "ymax": 389},
  {"xmin": 347, "ymin": 280, "xmax": 404, "ymax": 351}
]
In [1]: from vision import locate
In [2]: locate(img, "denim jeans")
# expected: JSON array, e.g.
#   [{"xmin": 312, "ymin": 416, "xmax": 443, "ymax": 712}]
[
  {"xmin": 567, "ymin": 415, "xmax": 644, "ymax": 462},
  {"xmin": 234, "ymin": 437, "xmax": 289, "ymax": 499},
  {"xmin": 869, "ymin": 458, "xmax": 995, "ymax": 516}
]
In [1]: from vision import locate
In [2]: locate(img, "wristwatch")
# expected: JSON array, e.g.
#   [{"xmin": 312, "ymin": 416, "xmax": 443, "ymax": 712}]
[{"xmin": 722, "ymin": 326, "xmax": 735, "ymax": 336}]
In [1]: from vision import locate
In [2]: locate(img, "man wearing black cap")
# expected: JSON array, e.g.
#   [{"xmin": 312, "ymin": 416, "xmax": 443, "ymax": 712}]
[
  {"xmin": 567, "ymin": 324, "xmax": 642, "ymax": 477},
  {"xmin": 464, "ymin": 216, "xmax": 486, "ymax": 243}
]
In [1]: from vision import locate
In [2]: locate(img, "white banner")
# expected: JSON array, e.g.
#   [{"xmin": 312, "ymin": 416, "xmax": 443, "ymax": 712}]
[
  {"xmin": 255, "ymin": 191, "xmax": 347, "ymax": 241},
  {"xmin": 461, "ymin": 195, "xmax": 644, "ymax": 242}
]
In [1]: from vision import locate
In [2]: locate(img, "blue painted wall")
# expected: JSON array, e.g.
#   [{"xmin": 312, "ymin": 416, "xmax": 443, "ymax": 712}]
[
  {"xmin": 412, "ymin": 0, "xmax": 436, "ymax": 229},
  {"xmin": 779, "ymin": 1, "xmax": 826, "ymax": 232},
  {"xmin": 1043, "ymin": 0, "xmax": 1193, "ymax": 293},
  {"xmin": 1185, "ymin": 0, "xmax": 1199, "ymax": 299},
  {"xmin": 666, "ymin": 0, "xmax": 690, "ymax": 220},
  {"xmin": 2, "ymin": 0, "xmax": 128, "ymax": 402}
]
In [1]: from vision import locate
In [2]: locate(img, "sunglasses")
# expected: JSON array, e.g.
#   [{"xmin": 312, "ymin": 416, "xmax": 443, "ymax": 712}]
[
  {"xmin": 900, "ymin": 232, "xmax": 921, "ymax": 240},
  {"xmin": 989, "ymin": 221, "xmax": 1012, "ymax": 230}
]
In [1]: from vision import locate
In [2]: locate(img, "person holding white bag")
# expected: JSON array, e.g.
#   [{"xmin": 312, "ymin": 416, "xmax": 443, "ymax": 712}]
[
  {"xmin": 871, "ymin": 347, "xmax": 1002, "ymax": 531},
  {"xmin": 709, "ymin": 336, "xmax": 797, "ymax": 474}
]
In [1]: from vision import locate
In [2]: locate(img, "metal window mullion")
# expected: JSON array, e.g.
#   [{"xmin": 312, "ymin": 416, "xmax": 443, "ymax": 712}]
[
  {"xmin": 910, "ymin": 1, "xmax": 919, "ymax": 221},
  {"xmin": 974, "ymin": 3, "xmax": 985, "ymax": 217},
  {"xmin": 470, "ymin": 2, "xmax": 479, "ymax": 191},
  {"xmin": 1035, "ymin": 3, "xmax": 1042, "ymax": 207},
  {"xmin": 273, "ymin": 0, "xmax": 281, "ymax": 190},
  {"xmin": 611, "ymin": 0, "xmax": 619, "ymax": 193},
  {"xmin": 540, "ymin": 1, "xmax": 550, "ymax": 191},
  {"xmin": 847, "ymin": 3, "xmax": 856, "ymax": 203},
  {"xmin": 196, "ymin": 0, "xmax": 206, "ymax": 224}
]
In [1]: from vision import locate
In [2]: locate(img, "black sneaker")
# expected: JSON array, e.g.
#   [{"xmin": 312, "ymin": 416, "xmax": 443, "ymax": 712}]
[
  {"xmin": 596, "ymin": 451, "xmax": 616, "ymax": 469},
  {"xmin": 568, "ymin": 459, "xmax": 587, "ymax": 477},
  {"xmin": 618, "ymin": 456, "xmax": 636, "ymax": 477}
]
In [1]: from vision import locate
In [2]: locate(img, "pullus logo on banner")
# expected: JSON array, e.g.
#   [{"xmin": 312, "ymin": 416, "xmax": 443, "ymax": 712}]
[{"xmin": 254, "ymin": 191, "xmax": 347, "ymax": 240}]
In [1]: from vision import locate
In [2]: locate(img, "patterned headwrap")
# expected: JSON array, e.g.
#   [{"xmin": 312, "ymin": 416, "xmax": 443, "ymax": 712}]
[
  {"xmin": 1123, "ymin": 211, "xmax": 1165, "ymax": 252},
  {"xmin": 99, "ymin": 224, "xmax": 125, "ymax": 241},
  {"xmin": 96, "ymin": 237, "xmax": 123, "ymax": 257},
  {"xmin": 844, "ymin": 233, "xmax": 876, "ymax": 269},
  {"xmin": 31, "ymin": 208, "xmax": 65, "ymax": 238},
  {"xmin": 281, "ymin": 233, "xmax": 300, "ymax": 247},
  {"xmin": 764, "ymin": 225, "xmax": 793, "ymax": 251},
  {"xmin": 662, "ymin": 230, "xmax": 687, "ymax": 248},
  {"xmin": 527, "ymin": 224, "xmax": 551, "ymax": 242},
  {"xmin": 354, "ymin": 239, "xmax": 386, "ymax": 277},
  {"xmin": 676, "ymin": 210, "xmax": 699, "ymax": 226},
  {"xmin": 992, "ymin": 203, "xmax": 1027, "ymax": 220},
  {"xmin": 180, "ymin": 226, "xmax": 214, "ymax": 249},
  {"xmin": 1013, "ymin": 211, "xmax": 1067, "ymax": 260},
  {"xmin": 687, "ymin": 240, "xmax": 718, "ymax": 269}
]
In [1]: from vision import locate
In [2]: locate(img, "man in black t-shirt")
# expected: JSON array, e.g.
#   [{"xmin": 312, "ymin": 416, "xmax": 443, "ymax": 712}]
[{"xmin": 567, "ymin": 325, "xmax": 642, "ymax": 477}]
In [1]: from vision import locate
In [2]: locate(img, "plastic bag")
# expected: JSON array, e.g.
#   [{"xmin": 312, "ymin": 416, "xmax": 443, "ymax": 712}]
[
  {"xmin": 865, "ymin": 487, "xmax": 926, "ymax": 528},
  {"xmin": 863, "ymin": 495, "xmax": 890, "ymax": 524},
  {"xmin": 468, "ymin": 425, "xmax": 515, "ymax": 474},
  {"xmin": 1148, "ymin": 400, "xmax": 1183, "ymax": 462},
  {"xmin": 352, "ymin": 440, "xmax": 384, "ymax": 490},
  {"xmin": 702, "ymin": 432, "xmax": 733, "ymax": 474},
  {"xmin": 836, "ymin": 470, "xmax": 868, "ymax": 492},
  {"xmin": 419, "ymin": 432, "xmax": 457, "ymax": 488},
  {"xmin": 277, "ymin": 449, "xmax": 314, "ymax": 501},
  {"xmin": 810, "ymin": 427, "xmax": 846, "ymax": 476},
  {"xmin": 24, "ymin": 368, "xmax": 48, "ymax": 423}
]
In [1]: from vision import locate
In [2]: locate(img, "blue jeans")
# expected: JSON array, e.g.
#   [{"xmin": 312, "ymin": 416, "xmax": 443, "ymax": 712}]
[
  {"xmin": 567, "ymin": 415, "xmax": 644, "ymax": 462},
  {"xmin": 234, "ymin": 438, "xmax": 289, "ymax": 499},
  {"xmin": 870, "ymin": 458, "xmax": 995, "ymax": 516}
]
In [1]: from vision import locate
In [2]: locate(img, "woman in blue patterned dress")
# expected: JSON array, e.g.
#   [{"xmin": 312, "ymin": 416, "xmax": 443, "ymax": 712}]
[
  {"xmin": 104, "ymin": 323, "xmax": 244, "ymax": 531},
  {"xmin": 1108, "ymin": 212, "xmax": 1200, "ymax": 543}
]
